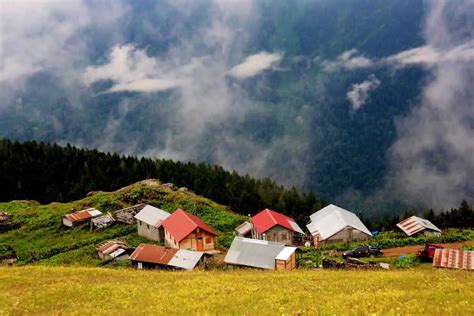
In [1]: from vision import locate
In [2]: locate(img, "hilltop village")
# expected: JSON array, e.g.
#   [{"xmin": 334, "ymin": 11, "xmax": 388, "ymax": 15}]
[{"xmin": 23, "ymin": 180, "xmax": 469, "ymax": 272}]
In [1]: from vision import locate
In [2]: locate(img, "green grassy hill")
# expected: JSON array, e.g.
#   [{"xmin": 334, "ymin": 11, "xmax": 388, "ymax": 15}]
[{"xmin": 0, "ymin": 179, "xmax": 246, "ymax": 266}]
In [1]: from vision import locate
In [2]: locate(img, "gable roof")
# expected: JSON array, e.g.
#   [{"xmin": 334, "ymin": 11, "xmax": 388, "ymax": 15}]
[
  {"xmin": 134, "ymin": 205, "xmax": 171, "ymax": 227},
  {"xmin": 129, "ymin": 244, "xmax": 203, "ymax": 270},
  {"xmin": 162, "ymin": 209, "xmax": 217, "ymax": 242},
  {"xmin": 306, "ymin": 204, "xmax": 372, "ymax": 240},
  {"xmin": 252, "ymin": 209, "xmax": 304, "ymax": 234},
  {"xmin": 224, "ymin": 237, "xmax": 295, "ymax": 269},
  {"xmin": 397, "ymin": 216, "xmax": 442, "ymax": 236},
  {"xmin": 129, "ymin": 244, "xmax": 178, "ymax": 265}
]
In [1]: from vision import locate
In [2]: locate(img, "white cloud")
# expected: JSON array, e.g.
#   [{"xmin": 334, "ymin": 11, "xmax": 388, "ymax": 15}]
[
  {"xmin": 321, "ymin": 49, "xmax": 373, "ymax": 72},
  {"xmin": 346, "ymin": 75, "xmax": 380, "ymax": 110},
  {"xmin": 83, "ymin": 44, "xmax": 185, "ymax": 93},
  {"xmin": 387, "ymin": 41, "xmax": 474, "ymax": 67},
  {"xmin": 227, "ymin": 51, "xmax": 283, "ymax": 79},
  {"xmin": 0, "ymin": 0, "xmax": 127, "ymax": 84},
  {"xmin": 386, "ymin": 0, "xmax": 474, "ymax": 208}
]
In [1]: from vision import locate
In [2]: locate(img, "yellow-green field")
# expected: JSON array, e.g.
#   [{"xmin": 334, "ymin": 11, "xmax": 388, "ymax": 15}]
[{"xmin": 0, "ymin": 266, "xmax": 473, "ymax": 315}]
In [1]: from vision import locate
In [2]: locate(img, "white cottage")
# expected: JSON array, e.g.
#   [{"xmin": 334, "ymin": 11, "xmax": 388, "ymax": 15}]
[
  {"xmin": 134, "ymin": 205, "xmax": 171, "ymax": 241},
  {"xmin": 306, "ymin": 204, "xmax": 372, "ymax": 247}
]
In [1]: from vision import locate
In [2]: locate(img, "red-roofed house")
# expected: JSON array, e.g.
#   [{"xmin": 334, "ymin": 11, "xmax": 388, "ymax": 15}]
[
  {"xmin": 162, "ymin": 209, "xmax": 217, "ymax": 251},
  {"xmin": 249, "ymin": 209, "xmax": 305, "ymax": 245}
]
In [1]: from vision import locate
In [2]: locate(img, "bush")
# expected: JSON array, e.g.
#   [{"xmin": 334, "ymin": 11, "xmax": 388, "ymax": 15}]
[{"xmin": 393, "ymin": 254, "xmax": 419, "ymax": 269}]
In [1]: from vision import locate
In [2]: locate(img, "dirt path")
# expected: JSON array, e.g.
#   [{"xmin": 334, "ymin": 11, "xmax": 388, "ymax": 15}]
[{"xmin": 383, "ymin": 240, "xmax": 474, "ymax": 257}]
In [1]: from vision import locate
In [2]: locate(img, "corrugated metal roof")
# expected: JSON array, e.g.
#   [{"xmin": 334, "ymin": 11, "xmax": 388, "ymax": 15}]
[
  {"xmin": 252, "ymin": 209, "xmax": 304, "ymax": 234},
  {"xmin": 129, "ymin": 243, "xmax": 178, "ymax": 264},
  {"xmin": 168, "ymin": 249, "xmax": 204, "ymax": 270},
  {"xmin": 433, "ymin": 248, "xmax": 474, "ymax": 270},
  {"xmin": 162, "ymin": 209, "xmax": 217, "ymax": 242},
  {"xmin": 88, "ymin": 209, "xmax": 102, "ymax": 217},
  {"xmin": 306, "ymin": 204, "xmax": 372, "ymax": 240},
  {"xmin": 396, "ymin": 216, "xmax": 441, "ymax": 236},
  {"xmin": 134, "ymin": 205, "xmax": 171, "ymax": 227},
  {"xmin": 97, "ymin": 240, "xmax": 130, "ymax": 256},
  {"xmin": 235, "ymin": 221, "xmax": 253, "ymax": 235},
  {"xmin": 275, "ymin": 246, "xmax": 297, "ymax": 260},
  {"xmin": 64, "ymin": 208, "xmax": 102, "ymax": 222},
  {"xmin": 224, "ymin": 237, "xmax": 286, "ymax": 269}
]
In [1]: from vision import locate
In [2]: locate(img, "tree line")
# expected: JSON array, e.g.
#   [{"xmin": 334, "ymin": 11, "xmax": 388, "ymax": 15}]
[
  {"xmin": 0, "ymin": 139, "xmax": 326, "ymax": 224},
  {"xmin": 1, "ymin": 138, "xmax": 473, "ymax": 229}
]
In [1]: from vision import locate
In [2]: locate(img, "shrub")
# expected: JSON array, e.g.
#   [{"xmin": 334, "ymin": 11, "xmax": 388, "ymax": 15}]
[{"xmin": 393, "ymin": 254, "xmax": 419, "ymax": 269}]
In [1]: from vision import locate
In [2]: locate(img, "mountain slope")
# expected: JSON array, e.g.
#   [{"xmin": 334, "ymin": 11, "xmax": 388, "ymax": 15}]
[{"xmin": 0, "ymin": 180, "xmax": 245, "ymax": 266}]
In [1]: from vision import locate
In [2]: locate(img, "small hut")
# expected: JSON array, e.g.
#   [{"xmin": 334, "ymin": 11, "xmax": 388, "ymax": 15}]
[
  {"xmin": 397, "ymin": 216, "xmax": 442, "ymax": 237},
  {"xmin": 62, "ymin": 208, "xmax": 102, "ymax": 227},
  {"xmin": 224, "ymin": 237, "xmax": 298, "ymax": 271},
  {"xmin": 97, "ymin": 240, "xmax": 132, "ymax": 260}
]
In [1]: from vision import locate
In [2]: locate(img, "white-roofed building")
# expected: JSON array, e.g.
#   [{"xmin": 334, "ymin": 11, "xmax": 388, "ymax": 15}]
[
  {"xmin": 306, "ymin": 204, "xmax": 372, "ymax": 247},
  {"xmin": 397, "ymin": 216, "xmax": 442, "ymax": 237},
  {"xmin": 134, "ymin": 205, "xmax": 171, "ymax": 241},
  {"xmin": 224, "ymin": 237, "xmax": 298, "ymax": 271}
]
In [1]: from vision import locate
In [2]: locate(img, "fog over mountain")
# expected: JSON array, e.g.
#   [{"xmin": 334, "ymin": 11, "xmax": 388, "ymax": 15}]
[{"xmin": 1, "ymin": 0, "xmax": 473, "ymax": 215}]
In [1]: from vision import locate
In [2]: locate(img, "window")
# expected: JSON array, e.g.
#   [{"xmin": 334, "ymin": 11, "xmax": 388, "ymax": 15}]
[
  {"xmin": 147, "ymin": 224, "xmax": 150, "ymax": 229},
  {"xmin": 205, "ymin": 237, "xmax": 212, "ymax": 244}
]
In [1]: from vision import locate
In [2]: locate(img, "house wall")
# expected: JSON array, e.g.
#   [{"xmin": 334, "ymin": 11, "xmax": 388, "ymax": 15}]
[
  {"xmin": 137, "ymin": 220, "xmax": 163, "ymax": 241},
  {"xmin": 165, "ymin": 229, "xmax": 216, "ymax": 251},
  {"xmin": 275, "ymin": 252, "xmax": 297, "ymax": 271},
  {"xmin": 422, "ymin": 230, "xmax": 441, "ymax": 237},
  {"xmin": 253, "ymin": 226, "xmax": 294, "ymax": 245},
  {"xmin": 62, "ymin": 217, "xmax": 89, "ymax": 227},
  {"xmin": 62, "ymin": 218, "xmax": 73, "ymax": 227},
  {"xmin": 322, "ymin": 227, "xmax": 370, "ymax": 245}
]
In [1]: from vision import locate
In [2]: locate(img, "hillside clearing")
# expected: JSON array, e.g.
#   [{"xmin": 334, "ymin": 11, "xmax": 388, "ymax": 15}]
[{"xmin": 1, "ymin": 266, "xmax": 473, "ymax": 315}]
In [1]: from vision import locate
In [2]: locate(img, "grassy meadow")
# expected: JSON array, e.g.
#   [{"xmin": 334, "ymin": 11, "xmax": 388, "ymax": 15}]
[{"xmin": 0, "ymin": 266, "xmax": 473, "ymax": 315}]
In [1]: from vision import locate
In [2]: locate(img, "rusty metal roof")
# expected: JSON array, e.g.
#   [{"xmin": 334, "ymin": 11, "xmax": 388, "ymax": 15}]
[
  {"xmin": 129, "ymin": 244, "xmax": 178, "ymax": 265},
  {"xmin": 64, "ymin": 208, "xmax": 102, "ymax": 223},
  {"xmin": 433, "ymin": 248, "xmax": 474, "ymax": 270},
  {"xmin": 397, "ymin": 216, "xmax": 441, "ymax": 236}
]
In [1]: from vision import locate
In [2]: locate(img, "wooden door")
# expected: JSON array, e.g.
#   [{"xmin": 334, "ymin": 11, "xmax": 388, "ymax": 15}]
[{"xmin": 197, "ymin": 238, "xmax": 203, "ymax": 251}]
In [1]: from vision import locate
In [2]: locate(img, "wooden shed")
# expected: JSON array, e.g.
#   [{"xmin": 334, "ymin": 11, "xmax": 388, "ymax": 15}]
[
  {"xmin": 224, "ymin": 237, "xmax": 298, "ymax": 271},
  {"xmin": 62, "ymin": 208, "xmax": 102, "ymax": 227},
  {"xmin": 275, "ymin": 247, "xmax": 297, "ymax": 271}
]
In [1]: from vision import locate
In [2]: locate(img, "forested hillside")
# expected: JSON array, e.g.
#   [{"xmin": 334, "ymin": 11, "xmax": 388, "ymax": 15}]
[
  {"xmin": 2, "ymin": 139, "xmax": 474, "ymax": 229},
  {"xmin": 0, "ymin": 139, "xmax": 325, "ymax": 224}
]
